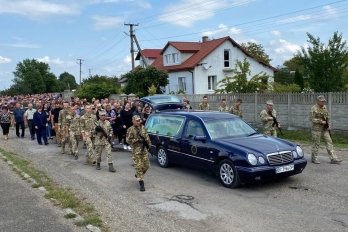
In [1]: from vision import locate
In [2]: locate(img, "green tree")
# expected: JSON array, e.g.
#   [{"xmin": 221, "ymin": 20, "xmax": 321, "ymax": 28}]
[
  {"xmin": 123, "ymin": 66, "xmax": 169, "ymax": 97},
  {"xmin": 274, "ymin": 67, "xmax": 294, "ymax": 84},
  {"xmin": 58, "ymin": 72, "xmax": 78, "ymax": 90},
  {"xmin": 272, "ymin": 83, "xmax": 301, "ymax": 93},
  {"xmin": 294, "ymin": 69, "xmax": 304, "ymax": 90},
  {"xmin": 216, "ymin": 59, "xmax": 270, "ymax": 93},
  {"xmin": 241, "ymin": 42, "xmax": 272, "ymax": 65},
  {"xmin": 297, "ymin": 31, "xmax": 348, "ymax": 92},
  {"xmin": 75, "ymin": 75, "xmax": 120, "ymax": 101},
  {"xmin": 12, "ymin": 59, "xmax": 59, "ymax": 94}
]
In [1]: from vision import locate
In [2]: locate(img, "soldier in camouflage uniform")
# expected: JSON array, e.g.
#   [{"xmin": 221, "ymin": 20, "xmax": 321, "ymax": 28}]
[
  {"xmin": 218, "ymin": 99, "xmax": 229, "ymax": 112},
  {"xmin": 260, "ymin": 100, "xmax": 278, "ymax": 137},
  {"xmin": 309, "ymin": 95, "xmax": 342, "ymax": 164},
  {"xmin": 81, "ymin": 105, "xmax": 97, "ymax": 165},
  {"xmin": 68, "ymin": 106, "xmax": 81, "ymax": 160},
  {"xmin": 94, "ymin": 110, "xmax": 116, "ymax": 172},
  {"xmin": 230, "ymin": 99, "xmax": 243, "ymax": 118},
  {"xmin": 126, "ymin": 115, "xmax": 152, "ymax": 192},
  {"xmin": 58, "ymin": 102, "xmax": 71, "ymax": 154},
  {"xmin": 198, "ymin": 95, "xmax": 210, "ymax": 111}
]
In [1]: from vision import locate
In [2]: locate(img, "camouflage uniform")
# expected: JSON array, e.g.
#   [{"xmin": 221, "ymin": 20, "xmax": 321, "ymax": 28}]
[
  {"xmin": 198, "ymin": 103, "xmax": 210, "ymax": 111},
  {"xmin": 69, "ymin": 112, "xmax": 81, "ymax": 158},
  {"xmin": 218, "ymin": 105, "xmax": 229, "ymax": 112},
  {"xmin": 58, "ymin": 108, "xmax": 71, "ymax": 154},
  {"xmin": 126, "ymin": 124, "xmax": 152, "ymax": 182},
  {"xmin": 81, "ymin": 113, "xmax": 97, "ymax": 163},
  {"xmin": 309, "ymin": 103, "xmax": 341, "ymax": 163},
  {"xmin": 94, "ymin": 118, "xmax": 114, "ymax": 166},
  {"xmin": 260, "ymin": 109, "xmax": 277, "ymax": 137},
  {"xmin": 230, "ymin": 106, "xmax": 243, "ymax": 118}
]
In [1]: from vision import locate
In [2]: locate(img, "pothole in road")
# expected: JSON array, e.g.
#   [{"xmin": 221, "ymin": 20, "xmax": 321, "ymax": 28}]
[{"xmin": 149, "ymin": 195, "xmax": 207, "ymax": 221}]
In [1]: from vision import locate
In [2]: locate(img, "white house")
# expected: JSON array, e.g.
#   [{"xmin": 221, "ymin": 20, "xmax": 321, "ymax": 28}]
[{"xmin": 136, "ymin": 36, "xmax": 276, "ymax": 94}]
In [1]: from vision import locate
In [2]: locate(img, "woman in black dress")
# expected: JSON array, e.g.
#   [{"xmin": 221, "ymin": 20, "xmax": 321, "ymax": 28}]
[
  {"xmin": 120, "ymin": 102, "xmax": 133, "ymax": 151},
  {"xmin": 0, "ymin": 105, "xmax": 12, "ymax": 140}
]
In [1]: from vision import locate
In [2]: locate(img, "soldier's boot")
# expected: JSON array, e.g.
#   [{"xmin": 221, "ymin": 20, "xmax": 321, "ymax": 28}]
[
  {"xmin": 96, "ymin": 158, "xmax": 101, "ymax": 170},
  {"xmin": 61, "ymin": 146, "xmax": 65, "ymax": 154},
  {"xmin": 331, "ymin": 159, "xmax": 343, "ymax": 164},
  {"xmin": 108, "ymin": 163, "xmax": 116, "ymax": 172},
  {"xmin": 139, "ymin": 180, "xmax": 145, "ymax": 192},
  {"xmin": 311, "ymin": 155, "xmax": 320, "ymax": 164},
  {"xmin": 83, "ymin": 143, "xmax": 87, "ymax": 149},
  {"xmin": 74, "ymin": 153, "xmax": 78, "ymax": 160}
]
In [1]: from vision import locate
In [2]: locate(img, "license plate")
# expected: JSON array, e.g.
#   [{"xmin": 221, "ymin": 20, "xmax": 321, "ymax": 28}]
[{"xmin": 275, "ymin": 164, "xmax": 294, "ymax": 174}]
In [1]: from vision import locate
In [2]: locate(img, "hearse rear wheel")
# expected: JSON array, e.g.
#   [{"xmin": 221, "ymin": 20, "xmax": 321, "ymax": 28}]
[
  {"xmin": 157, "ymin": 146, "xmax": 169, "ymax": 168},
  {"xmin": 219, "ymin": 159, "xmax": 240, "ymax": 188}
]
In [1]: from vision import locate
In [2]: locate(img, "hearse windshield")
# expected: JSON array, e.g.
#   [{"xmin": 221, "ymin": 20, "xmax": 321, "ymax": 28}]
[{"xmin": 205, "ymin": 117, "xmax": 256, "ymax": 139}]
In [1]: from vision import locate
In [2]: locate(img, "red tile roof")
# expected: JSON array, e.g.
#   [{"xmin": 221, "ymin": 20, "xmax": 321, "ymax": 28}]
[
  {"xmin": 135, "ymin": 49, "xmax": 162, "ymax": 60},
  {"xmin": 151, "ymin": 36, "xmax": 276, "ymax": 72}
]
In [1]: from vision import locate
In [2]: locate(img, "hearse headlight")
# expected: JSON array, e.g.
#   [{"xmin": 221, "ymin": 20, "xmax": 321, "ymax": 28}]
[
  {"xmin": 296, "ymin": 146, "xmax": 304, "ymax": 158},
  {"xmin": 247, "ymin": 153, "xmax": 258, "ymax": 165},
  {"xmin": 258, "ymin": 156, "xmax": 265, "ymax": 164},
  {"xmin": 292, "ymin": 150, "xmax": 298, "ymax": 159}
]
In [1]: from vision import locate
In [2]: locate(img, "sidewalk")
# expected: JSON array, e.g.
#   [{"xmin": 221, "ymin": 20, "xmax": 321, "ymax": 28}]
[{"xmin": 0, "ymin": 158, "xmax": 81, "ymax": 232}]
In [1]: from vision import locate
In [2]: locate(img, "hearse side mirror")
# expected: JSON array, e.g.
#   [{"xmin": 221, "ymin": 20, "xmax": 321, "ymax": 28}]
[{"xmin": 194, "ymin": 135, "xmax": 207, "ymax": 142}]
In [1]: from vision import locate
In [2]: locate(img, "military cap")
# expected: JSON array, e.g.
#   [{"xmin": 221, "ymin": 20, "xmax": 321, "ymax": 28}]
[
  {"xmin": 266, "ymin": 100, "xmax": 274, "ymax": 105},
  {"xmin": 132, "ymin": 115, "xmax": 141, "ymax": 121},
  {"xmin": 99, "ymin": 110, "xmax": 106, "ymax": 116},
  {"xmin": 317, "ymin": 95, "xmax": 326, "ymax": 102}
]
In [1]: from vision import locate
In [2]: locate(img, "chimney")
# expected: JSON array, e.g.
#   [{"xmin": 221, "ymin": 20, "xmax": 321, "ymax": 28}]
[{"xmin": 202, "ymin": 36, "xmax": 209, "ymax": 42}]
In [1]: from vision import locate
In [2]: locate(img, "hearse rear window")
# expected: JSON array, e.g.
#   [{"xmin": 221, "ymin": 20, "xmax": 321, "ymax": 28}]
[{"xmin": 146, "ymin": 115, "xmax": 185, "ymax": 137}]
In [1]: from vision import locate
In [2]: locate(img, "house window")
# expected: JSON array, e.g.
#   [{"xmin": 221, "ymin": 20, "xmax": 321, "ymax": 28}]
[
  {"xmin": 224, "ymin": 49, "xmax": 230, "ymax": 67},
  {"xmin": 208, "ymin": 75, "xmax": 216, "ymax": 90},
  {"xmin": 165, "ymin": 54, "xmax": 172, "ymax": 65},
  {"xmin": 178, "ymin": 77, "xmax": 186, "ymax": 92},
  {"xmin": 172, "ymin": 53, "xmax": 179, "ymax": 64}
]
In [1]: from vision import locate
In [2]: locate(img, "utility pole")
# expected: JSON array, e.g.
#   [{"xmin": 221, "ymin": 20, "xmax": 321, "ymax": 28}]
[
  {"xmin": 77, "ymin": 58, "xmax": 84, "ymax": 85},
  {"xmin": 124, "ymin": 23, "xmax": 138, "ymax": 70},
  {"xmin": 88, "ymin": 68, "xmax": 92, "ymax": 78}
]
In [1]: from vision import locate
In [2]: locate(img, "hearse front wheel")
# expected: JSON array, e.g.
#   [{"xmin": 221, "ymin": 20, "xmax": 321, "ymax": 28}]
[
  {"xmin": 157, "ymin": 146, "xmax": 169, "ymax": 168},
  {"xmin": 219, "ymin": 159, "xmax": 240, "ymax": 188}
]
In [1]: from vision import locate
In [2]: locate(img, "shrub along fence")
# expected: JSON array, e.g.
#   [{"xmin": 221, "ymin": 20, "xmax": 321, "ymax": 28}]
[{"xmin": 183, "ymin": 92, "xmax": 348, "ymax": 132}]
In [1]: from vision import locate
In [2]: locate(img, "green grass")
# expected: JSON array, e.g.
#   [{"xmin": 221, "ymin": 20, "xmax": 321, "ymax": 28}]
[
  {"xmin": 278, "ymin": 129, "xmax": 348, "ymax": 148},
  {"xmin": 0, "ymin": 148, "xmax": 109, "ymax": 232}
]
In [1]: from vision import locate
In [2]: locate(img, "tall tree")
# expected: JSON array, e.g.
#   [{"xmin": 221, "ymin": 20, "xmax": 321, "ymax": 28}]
[
  {"xmin": 123, "ymin": 66, "xmax": 169, "ymax": 97},
  {"xmin": 241, "ymin": 42, "xmax": 272, "ymax": 65},
  {"xmin": 297, "ymin": 31, "xmax": 348, "ymax": 92},
  {"xmin": 75, "ymin": 75, "xmax": 120, "ymax": 101},
  {"xmin": 58, "ymin": 72, "xmax": 78, "ymax": 90},
  {"xmin": 12, "ymin": 59, "xmax": 59, "ymax": 94},
  {"xmin": 294, "ymin": 69, "xmax": 304, "ymax": 90}
]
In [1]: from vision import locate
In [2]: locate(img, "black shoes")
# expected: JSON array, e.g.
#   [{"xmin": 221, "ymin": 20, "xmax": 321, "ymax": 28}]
[
  {"xmin": 139, "ymin": 180, "xmax": 145, "ymax": 192},
  {"xmin": 96, "ymin": 163, "xmax": 101, "ymax": 170}
]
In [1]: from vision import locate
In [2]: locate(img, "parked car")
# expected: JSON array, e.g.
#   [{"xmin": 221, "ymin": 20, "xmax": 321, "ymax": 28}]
[
  {"xmin": 140, "ymin": 95, "xmax": 183, "ymax": 112},
  {"xmin": 145, "ymin": 111, "xmax": 307, "ymax": 188}
]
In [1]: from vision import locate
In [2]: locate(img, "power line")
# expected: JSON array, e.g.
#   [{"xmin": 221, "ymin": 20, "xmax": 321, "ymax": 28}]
[{"xmin": 138, "ymin": 0, "xmax": 348, "ymax": 42}]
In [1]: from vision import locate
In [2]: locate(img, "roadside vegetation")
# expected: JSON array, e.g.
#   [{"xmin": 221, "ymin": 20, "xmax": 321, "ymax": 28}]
[
  {"xmin": 0, "ymin": 148, "xmax": 109, "ymax": 232},
  {"xmin": 278, "ymin": 129, "xmax": 348, "ymax": 148}
]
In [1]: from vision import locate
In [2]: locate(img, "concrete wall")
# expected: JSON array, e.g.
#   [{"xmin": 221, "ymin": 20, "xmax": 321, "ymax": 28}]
[{"xmin": 182, "ymin": 92, "xmax": 348, "ymax": 131}]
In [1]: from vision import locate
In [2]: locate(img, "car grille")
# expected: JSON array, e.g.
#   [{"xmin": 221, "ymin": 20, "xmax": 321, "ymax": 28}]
[{"xmin": 267, "ymin": 151, "xmax": 293, "ymax": 166}]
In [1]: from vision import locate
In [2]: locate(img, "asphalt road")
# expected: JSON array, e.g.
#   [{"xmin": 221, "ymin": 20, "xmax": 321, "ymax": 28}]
[
  {"xmin": 0, "ymin": 155, "xmax": 85, "ymax": 232},
  {"xmin": 1, "ymin": 135, "xmax": 347, "ymax": 232}
]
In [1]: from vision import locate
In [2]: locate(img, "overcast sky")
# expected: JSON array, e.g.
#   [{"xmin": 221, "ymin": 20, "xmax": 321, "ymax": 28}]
[{"xmin": 1, "ymin": 0, "xmax": 347, "ymax": 90}]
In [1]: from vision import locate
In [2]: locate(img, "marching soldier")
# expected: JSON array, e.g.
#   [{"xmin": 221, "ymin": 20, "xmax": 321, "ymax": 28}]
[
  {"xmin": 58, "ymin": 102, "xmax": 71, "ymax": 154},
  {"xmin": 230, "ymin": 98, "xmax": 243, "ymax": 118},
  {"xmin": 260, "ymin": 100, "xmax": 279, "ymax": 137},
  {"xmin": 68, "ymin": 106, "xmax": 81, "ymax": 160},
  {"xmin": 81, "ymin": 105, "xmax": 97, "ymax": 164},
  {"xmin": 126, "ymin": 115, "xmax": 152, "ymax": 192},
  {"xmin": 218, "ymin": 99, "xmax": 229, "ymax": 112},
  {"xmin": 94, "ymin": 110, "xmax": 116, "ymax": 172},
  {"xmin": 198, "ymin": 95, "xmax": 210, "ymax": 111},
  {"xmin": 309, "ymin": 95, "xmax": 342, "ymax": 164}
]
